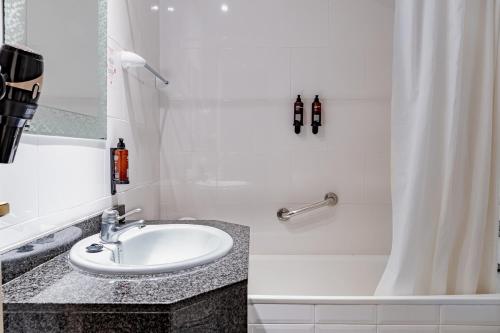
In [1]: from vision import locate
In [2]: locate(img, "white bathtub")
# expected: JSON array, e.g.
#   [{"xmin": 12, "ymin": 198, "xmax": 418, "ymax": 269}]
[{"xmin": 248, "ymin": 255, "xmax": 500, "ymax": 333}]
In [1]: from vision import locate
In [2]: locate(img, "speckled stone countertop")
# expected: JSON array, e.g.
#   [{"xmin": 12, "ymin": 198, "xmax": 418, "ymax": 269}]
[{"xmin": 2, "ymin": 220, "xmax": 249, "ymax": 312}]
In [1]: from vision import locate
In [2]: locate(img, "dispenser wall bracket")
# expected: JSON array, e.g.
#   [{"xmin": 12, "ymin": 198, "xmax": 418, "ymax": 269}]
[{"xmin": 110, "ymin": 148, "xmax": 129, "ymax": 195}]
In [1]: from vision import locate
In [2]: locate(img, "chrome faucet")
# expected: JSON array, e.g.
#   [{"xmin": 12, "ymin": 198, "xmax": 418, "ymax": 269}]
[{"xmin": 100, "ymin": 208, "xmax": 145, "ymax": 243}]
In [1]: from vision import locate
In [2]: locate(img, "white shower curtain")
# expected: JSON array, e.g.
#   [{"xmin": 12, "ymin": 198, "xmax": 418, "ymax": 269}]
[{"xmin": 376, "ymin": 0, "xmax": 500, "ymax": 295}]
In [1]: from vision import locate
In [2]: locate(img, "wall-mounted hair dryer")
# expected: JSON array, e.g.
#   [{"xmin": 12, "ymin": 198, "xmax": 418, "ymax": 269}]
[{"xmin": 0, "ymin": 44, "xmax": 44, "ymax": 164}]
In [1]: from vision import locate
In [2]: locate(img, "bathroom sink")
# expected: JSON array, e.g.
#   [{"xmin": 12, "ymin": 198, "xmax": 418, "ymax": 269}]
[{"xmin": 69, "ymin": 224, "xmax": 233, "ymax": 275}]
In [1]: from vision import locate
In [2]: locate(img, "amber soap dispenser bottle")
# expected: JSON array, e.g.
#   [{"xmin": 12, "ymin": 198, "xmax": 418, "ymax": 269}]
[
  {"xmin": 114, "ymin": 138, "xmax": 129, "ymax": 184},
  {"xmin": 293, "ymin": 95, "xmax": 304, "ymax": 134},
  {"xmin": 311, "ymin": 95, "xmax": 322, "ymax": 134}
]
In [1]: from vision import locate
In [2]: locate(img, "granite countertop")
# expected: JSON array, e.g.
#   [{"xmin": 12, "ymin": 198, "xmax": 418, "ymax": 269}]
[{"xmin": 2, "ymin": 220, "xmax": 249, "ymax": 312}]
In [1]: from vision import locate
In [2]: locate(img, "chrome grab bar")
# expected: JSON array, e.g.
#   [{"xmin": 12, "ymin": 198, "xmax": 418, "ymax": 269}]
[{"xmin": 277, "ymin": 192, "xmax": 338, "ymax": 221}]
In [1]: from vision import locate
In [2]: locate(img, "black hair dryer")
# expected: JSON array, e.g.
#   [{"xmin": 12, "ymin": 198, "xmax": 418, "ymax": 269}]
[{"xmin": 0, "ymin": 44, "xmax": 44, "ymax": 164}]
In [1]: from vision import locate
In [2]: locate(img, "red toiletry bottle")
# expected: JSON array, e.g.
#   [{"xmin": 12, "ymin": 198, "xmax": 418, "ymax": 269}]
[
  {"xmin": 293, "ymin": 95, "xmax": 304, "ymax": 134},
  {"xmin": 311, "ymin": 95, "xmax": 322, "ymax": 134},
  {"xmin": 114, "ymin": 138, "xmax": 129, "ymax": 184}
]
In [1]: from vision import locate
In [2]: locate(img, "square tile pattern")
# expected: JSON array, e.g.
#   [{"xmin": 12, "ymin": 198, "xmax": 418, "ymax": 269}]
[
  {"xmin": 248, "ymin": 304, "xmax": 500, "ymax": 332},
  {"xmin": 159, "ymin": 0, "xmax": 395, "ymax": 255}
]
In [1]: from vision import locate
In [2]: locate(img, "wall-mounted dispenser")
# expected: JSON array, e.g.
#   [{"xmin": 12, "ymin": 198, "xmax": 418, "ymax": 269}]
[
  {"xmin": 311, "ymin": 95, "xmax": 322, "ymax": 134},
  {"xmin": 0, "ymin": 44, "xmax": 44, "ymax": 164},
  {"xmin": 293, "ymin": 95, "xmax": 304, "ymax": 134},
  {"xmin": 110, "ymin": 138, "xmax": 129, "ymax": 195}
]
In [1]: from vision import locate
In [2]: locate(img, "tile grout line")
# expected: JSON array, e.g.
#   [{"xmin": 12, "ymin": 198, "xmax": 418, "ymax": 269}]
[
  {"xmin": 439, "ymin": 304, "xmax": 443, "ymax": 331},
  {"xmin": 313, "ymin": 303, "xmax": 316, "ymax": 326}
]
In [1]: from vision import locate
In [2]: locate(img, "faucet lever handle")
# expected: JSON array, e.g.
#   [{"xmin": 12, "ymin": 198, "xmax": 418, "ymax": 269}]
[{"xmin": 118, "ymin": 208, "xmax": 142, "ymax": 220}]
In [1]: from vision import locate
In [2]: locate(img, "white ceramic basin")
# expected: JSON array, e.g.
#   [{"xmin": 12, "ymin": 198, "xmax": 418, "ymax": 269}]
[{"xmin": 69, "ymin": 224, "xmax": 233, "ymax": 275}]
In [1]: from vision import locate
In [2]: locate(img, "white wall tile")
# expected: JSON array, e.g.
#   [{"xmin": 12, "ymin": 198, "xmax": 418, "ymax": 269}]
[
  {"xmin": 159, "ymin": 0, "xmax": 394, "ymax": 255},
  {"xmin": 216, "ymin": 152, "xmax": 268, "ymax": 205},
  {"xmin": 190, "ymin": 103, "xmax": 219, "ymax": 152},
  {"xmin": 360, "ymin": 0, "xmax": 394, "ymax": 99},
  {"xmin": 116, "ymin": 183, "xmax": 160, "ymax": 220},
  {"xmin": 278, "ymin": 0, "xmax": 330, "ymax": 47},
  {"xmin": 248, "ymin": 304, "xmax": 314, "ymax": 324},
  {"xmin": 218, "ymin": 47, "xmax": 290, "ymax": 100},
  {"xmin": 0, "ymin": 135, "xmax": 38, "ymax": 228},
  {"xmin": 329, "ymin": 0, "xmax": 394, "ymax": 99},
  {"xmin": 250, "ymin": 203, "xmax": 392, "ymax": 255},
  {"xmin": 159, "ymin": 99, "xmax": 218, "ymax": 154},
  {"xmin": 160, "ymin": 100, "xmax": 196, "ymax": 153},
  {"xmin": 161, "ymin": 152, "xmax": 217, "ymax": 187},
  {"xmin": 160, "ymin": 0, "xmax": 329, "ymax": 49},
  {"xmin": 160, "ymin": 47, "xmax": 218, "ymax": 101},
  {"xmin": 376, "ymin": 326, "xmax": 438, "ymax": 333},
  {"xmin": 160, "ymin": 152, "xmax": 217, "ymax": 219},
  {"xmin": 250, "ymin": 324, "xmax": 315, "ymax": 333},
  {"xmin": 107, "ymin": 0, "xmax": 131, "ymax": 50},
  {"xmin": 288, "ymin": 0, "xmax": 394, "ymax": 100},
  {"xmin": 364, "ymin": 148, "xmax": 391, "ymax": 205},
  {"xmin": 362, "ymin": 101, "xmax": 391, "ymax": 203},
  {"xmin": 377, "ymin": 305, "xmax": 439, "ymax": 325},
  {"xmin": 37, "ymin": 136, "xmax": 107, "ymax": 216},
  {"xmin": 316, "ymin": 325, "xmax": 376, "ymax": 333},
  {"xmin": 108, "ymin": 0, "xmax": 160, "ymax": 69},
  {"xmin": 440, "ymin": 326, "xmax": 500, "ymax": 333},
  {"xmin": 218, "ymin": 105, "xmax": 258, "ymax": 153},
  {"xmin": 441, "ymin": 305, "xmax": 500, "ymax": 326},
  {"xmin": 107, "ymin": 37, "xmax": 130, "ymax": 122},
  {"xmin": 291, "ymin": 47, "xmax": 365, "ymax": 100},
  {"xmin": 251, "ymin": 101, "xmax": 291, "ymax": 153},
  {"xmin": 316, "ymin": 305, "xmax": 376, "ymax": 324}
]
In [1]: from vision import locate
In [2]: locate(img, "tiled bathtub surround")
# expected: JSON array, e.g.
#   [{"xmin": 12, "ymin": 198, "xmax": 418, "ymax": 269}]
[
  {"xmin": 248, "ymin": 255, "xmax": 500, "ymax": 332},
  {"xmin": 159, "ymin": 0, "xmax": 394, "ymax": 255},
  {"xmin": 248, "ymin": 303, "xmax": 500, "ymax": 332}
]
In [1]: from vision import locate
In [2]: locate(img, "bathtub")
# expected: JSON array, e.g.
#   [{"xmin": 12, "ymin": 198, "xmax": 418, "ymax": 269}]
[{"xmin": 248, "ymin": 255, "xmax": 500, "ymax": 333}]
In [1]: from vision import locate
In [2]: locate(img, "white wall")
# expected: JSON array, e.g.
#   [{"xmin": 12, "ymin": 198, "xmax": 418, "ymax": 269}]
[
  {"xmin": 0, "ymin": 0, "xmax": 161, "ymax": 252},
  {"xmin": 159, "ymin": 0, "xmax": 394, "ymax": 254}
]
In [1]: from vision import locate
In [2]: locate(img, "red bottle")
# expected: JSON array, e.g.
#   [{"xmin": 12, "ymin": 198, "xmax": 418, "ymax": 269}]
[
  {"xmin": 293, "ymin": 95, "xmax": 304, "ymax": 134},
  {"xmin": 311, "ymin": 95, "xmax": 322, "ymax": 134},
  {"xmin": 114, "ymin": 138, "xmax": 129, "ymax": 184}
]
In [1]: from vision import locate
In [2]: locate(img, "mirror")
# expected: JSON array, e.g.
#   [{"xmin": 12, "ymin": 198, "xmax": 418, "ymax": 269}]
[{"xmin": 3, "ymin": 0, "xmax": 107, "ymax": 139}]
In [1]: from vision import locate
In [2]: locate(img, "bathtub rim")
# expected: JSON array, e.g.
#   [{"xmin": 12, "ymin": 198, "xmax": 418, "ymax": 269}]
[
  {"xmin": 248, "ymin": 294, "xmax": 500, "ymax": 305},
  {"xmin": 249, "ymin": 254, "xmax": 500, "ymax": 304}
]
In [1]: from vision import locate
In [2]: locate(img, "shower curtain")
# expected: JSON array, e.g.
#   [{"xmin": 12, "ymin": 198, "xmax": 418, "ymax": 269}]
[{"xmin": 376, "ymin": 0, "xmax": 500, "ymax": 295}]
